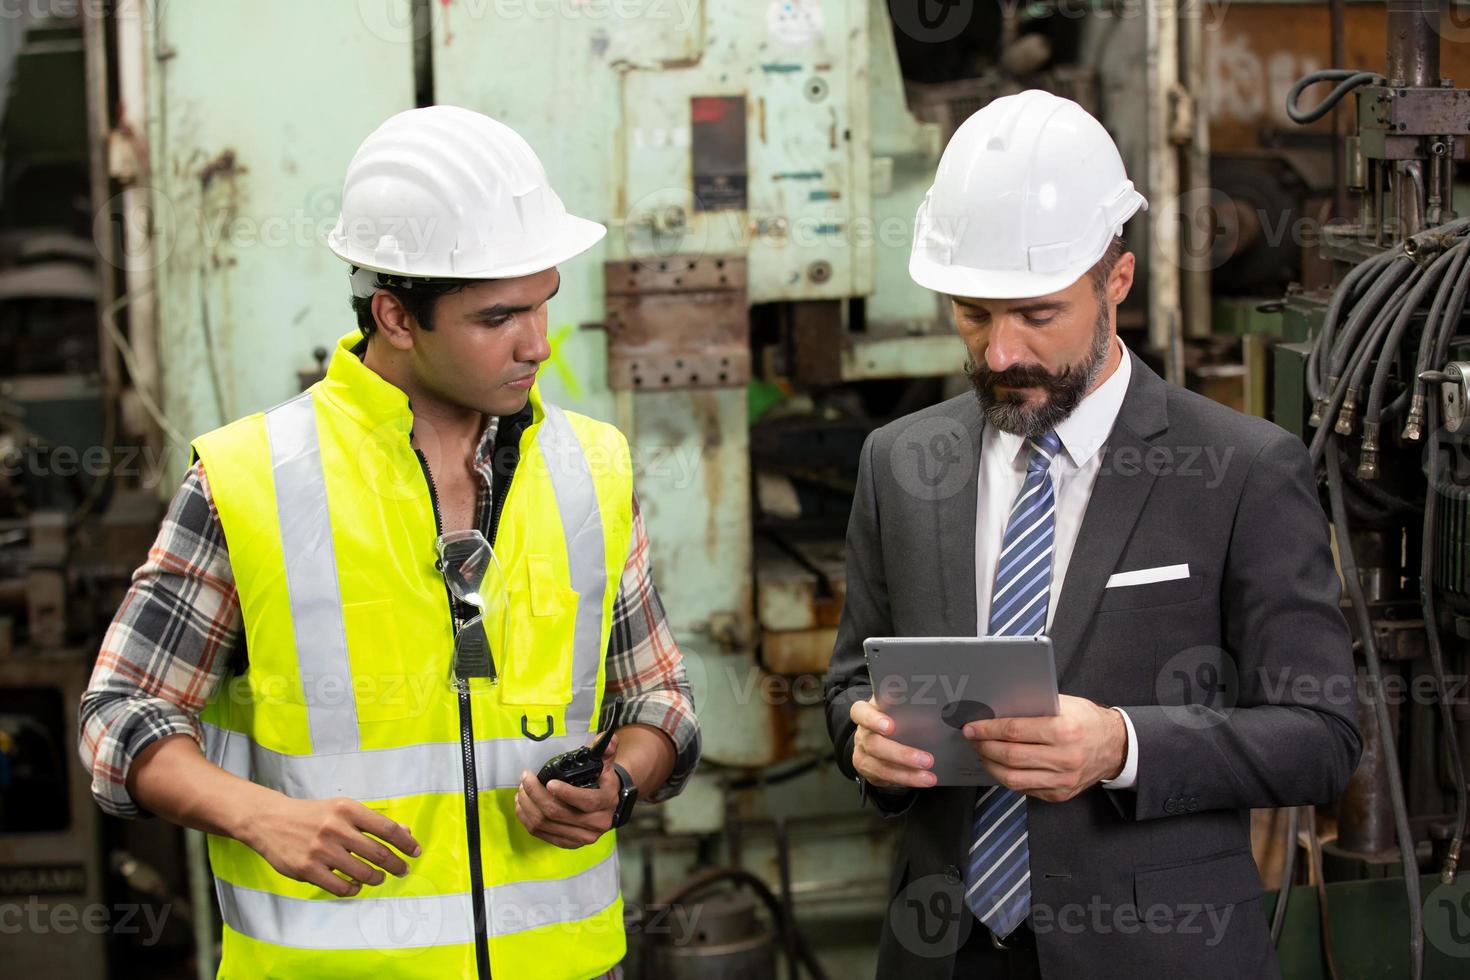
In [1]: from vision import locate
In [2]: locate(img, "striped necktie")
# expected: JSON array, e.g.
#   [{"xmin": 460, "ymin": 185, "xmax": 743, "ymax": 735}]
[{"xmin": 964, "ymin": 429, "xmax": 1062, "ymax": 939}]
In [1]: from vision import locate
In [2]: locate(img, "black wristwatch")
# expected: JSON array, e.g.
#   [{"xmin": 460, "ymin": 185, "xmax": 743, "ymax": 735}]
[{"xmin": 610, "ymin": 762, "xmax": 639, "ymax": 828}]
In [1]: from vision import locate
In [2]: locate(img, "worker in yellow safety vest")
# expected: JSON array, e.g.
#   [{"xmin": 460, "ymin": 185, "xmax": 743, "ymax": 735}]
[{"xmin": 79, "ymin": 105, "xmax": 701, "ymax": 979}]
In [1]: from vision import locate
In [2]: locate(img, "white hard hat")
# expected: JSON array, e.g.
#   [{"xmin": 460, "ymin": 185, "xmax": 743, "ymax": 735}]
[
  {"xmin": 909, "ymin": 89, "xmax": 1147, "ymax": 300},
  {"xmin": 328, "ymin": 105, "xmax": 605, "ymax": 287}
]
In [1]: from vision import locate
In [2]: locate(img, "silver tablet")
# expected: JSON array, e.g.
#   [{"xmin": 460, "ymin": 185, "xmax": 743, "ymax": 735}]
[{"xmin": 863, "ymin": 636, "xmax": 1060, "ymax": 786}]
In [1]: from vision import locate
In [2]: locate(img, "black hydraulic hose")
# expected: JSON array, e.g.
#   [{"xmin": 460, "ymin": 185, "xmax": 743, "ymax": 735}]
[
  {"xmin": 1418, "ymin": 245, "xmax": 1470, "ymax": 380},
  {"xmin": 1286, "ymin": 69, "xmax": 1384, "ymax": 124},
  {"xmin": 1348, "ymin": 287, "xmax": 1415, "ymax": 396},
  {"xmin": 1365, "ymin": 245, "xmax": 1461, "ymax": 424},
  {"xmin": 1309, "ymin": 254, "xmax": 1374, "ymax": 398},
  {"xmin": 1431, "ymin": 250, "xmax": 1470, "ymax": 371},
  {"xmin": 1307, "ymin": 256, "xmax": 1416, "ymax": 455},
  {"xmin": 1343, "ymin": 467, "xmax": 1424, "ymax": 522},
  {"xmin": 1324, "ymin": 440, "xmax": 1424, "ymax": 980},
  {"xmin": 1310, "ymin": 249, "xmax": 1399, "ymax": 400},
  {"xmin": 1270, "ymin": 806, "xmax": 1300, "ymax": 945},
  {"xmin": 1328, "ymin": 257, "xmax": 1416, "ymax": 381},
  {"xmin": 1408, "ymin": 245, "xmax": 1470, "ymax": 435},
  {"xmin": 1311, "ymin": 270, "xmax": 1423, "ymax": 465},
  {"xmin": 1420, "ymin": 395, "xmax": 1469, "ymax": 882},
  {"xmin": 1381, "ymin": 385, "xmax": 1412, "ymax": 425}
]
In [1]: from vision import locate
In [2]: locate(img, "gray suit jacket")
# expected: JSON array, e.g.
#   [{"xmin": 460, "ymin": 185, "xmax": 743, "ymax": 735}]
[{"xmin": 825, "ymin": 352, "xmax": 1361, "ymax": 979}]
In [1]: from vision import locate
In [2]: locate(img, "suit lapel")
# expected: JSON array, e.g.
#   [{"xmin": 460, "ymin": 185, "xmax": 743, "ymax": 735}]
[
  {"xmin": 1048, "ymin": 351, "xmax": 1170, "ymax": 684},
  {"xmin": 935, "ymin": 397, "xmax": 983, "ymax": 638}
]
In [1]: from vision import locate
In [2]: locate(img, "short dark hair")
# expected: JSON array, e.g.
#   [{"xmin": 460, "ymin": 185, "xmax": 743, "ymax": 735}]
[
  {"xmin": 1087, "ymin": 235, "xmax": 1127, "ymax": 298},
  {"xmin": 350, "ymin": 278, "xmax": 470, "ymax": 338}
]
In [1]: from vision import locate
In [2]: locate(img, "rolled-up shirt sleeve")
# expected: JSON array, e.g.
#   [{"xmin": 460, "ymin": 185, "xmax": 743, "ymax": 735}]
[
  {"xmin": 78, "ymin": 461, "xmax": 242, "ymax": 818},
  {"xmin": 603, "ymin": 495, "xmax": 701, "ymax": 802}
]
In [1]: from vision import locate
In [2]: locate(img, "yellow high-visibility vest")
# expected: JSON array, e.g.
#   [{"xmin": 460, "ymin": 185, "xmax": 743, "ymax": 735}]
[{"xmin": 193, "ymin": 330, "xmax": 634, "ymax": 979}]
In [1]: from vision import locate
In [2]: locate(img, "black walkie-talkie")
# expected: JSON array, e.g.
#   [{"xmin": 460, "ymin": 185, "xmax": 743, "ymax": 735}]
[{"xmin": 536, "ymin": 698, "xmax": 623, "ymax": 789}]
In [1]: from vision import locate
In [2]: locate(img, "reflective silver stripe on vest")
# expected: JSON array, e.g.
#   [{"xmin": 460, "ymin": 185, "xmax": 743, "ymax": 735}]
[
  {"xmin": 202, "ymin": 722, "xmax": 588, "ymax": 799},
  {"xmin": 536, "ymin": 403, "xmax": 607, "ymax": 733},
  {"xmin": 215, "ymin": 849, "xmax": 619, "ymax": 949},
  {"xmin": 265, "ymin": 393, "xmax": 359, "ymax": 753}
]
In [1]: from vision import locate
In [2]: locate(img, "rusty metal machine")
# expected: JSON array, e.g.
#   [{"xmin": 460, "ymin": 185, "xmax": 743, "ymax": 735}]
[{"xmin": 0, "ymin": 12, "xmax": 169, "ymax": 978}]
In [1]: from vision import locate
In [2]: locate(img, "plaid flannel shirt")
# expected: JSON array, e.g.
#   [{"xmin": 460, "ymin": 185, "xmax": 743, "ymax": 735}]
[{"xmin": 80, "ymin": 415, "xmax": 700, "ymax": 819}]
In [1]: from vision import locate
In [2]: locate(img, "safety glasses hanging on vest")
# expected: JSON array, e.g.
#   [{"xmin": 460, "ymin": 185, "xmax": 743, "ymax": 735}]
[{"xmin": 434, "ymin": 529, "xmax": 510, "ymax": 686}]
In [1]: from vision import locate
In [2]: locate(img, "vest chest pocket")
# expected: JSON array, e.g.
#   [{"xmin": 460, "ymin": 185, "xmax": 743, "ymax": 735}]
[{"xmin": 498, "ymin": 554, "xmax": 580, "ymax": 707}]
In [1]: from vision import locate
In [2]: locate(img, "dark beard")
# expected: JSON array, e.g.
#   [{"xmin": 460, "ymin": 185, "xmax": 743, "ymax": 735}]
[{"xmin": 965, "ymin": 302, "xmax": 1113, "ymax": 438}]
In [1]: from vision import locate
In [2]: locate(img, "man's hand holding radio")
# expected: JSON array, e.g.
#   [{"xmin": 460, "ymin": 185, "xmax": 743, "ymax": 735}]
[{"xmin": 516, "ymin": 733, "xmax": 621, "ymax": 849}]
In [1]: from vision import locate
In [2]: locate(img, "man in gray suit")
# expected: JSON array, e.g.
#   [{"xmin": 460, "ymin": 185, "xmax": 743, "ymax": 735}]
[{"xmin": 825, "ymin": 91, "xmax": 1361, "ymax": 978}]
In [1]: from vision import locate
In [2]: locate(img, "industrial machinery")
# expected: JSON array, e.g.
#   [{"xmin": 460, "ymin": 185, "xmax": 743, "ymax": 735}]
[
  {"xmin": 0, "ymin": 13, "xmax": 171, "ymax": 979},
  {"xmin": 1265, "ymin": 1, "xmax": 1470, "ymax": 976},
  {"xmin": 53, "ymin": 0, "xmax": 1470, "ymax": 976},
  {"xmin": 68, "ymin": 2, "xmax": 1173, "ymax": 975}
]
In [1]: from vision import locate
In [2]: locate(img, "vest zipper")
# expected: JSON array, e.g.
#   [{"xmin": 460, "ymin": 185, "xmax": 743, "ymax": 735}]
[{"xmin": 414, "ymin": 446, "xmax": 493, "ymax": 980}]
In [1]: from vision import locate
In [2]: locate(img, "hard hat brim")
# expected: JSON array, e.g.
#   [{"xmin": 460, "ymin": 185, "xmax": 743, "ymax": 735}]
[
  {"xmin": 908, "ymin": 251, "xmax": 1092, "ymax": 301},
  {"xmin": 329, "ymin": 214, "xmax": 608, "ymax": 282}
]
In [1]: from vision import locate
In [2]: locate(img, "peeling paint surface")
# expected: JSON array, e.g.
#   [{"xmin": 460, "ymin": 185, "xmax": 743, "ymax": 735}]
[{"xmin": 152, "ymin": 0, "xmax": 414, "ymax": 474}]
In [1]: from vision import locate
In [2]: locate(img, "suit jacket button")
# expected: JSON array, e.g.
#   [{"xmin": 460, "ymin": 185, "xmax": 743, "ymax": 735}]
[
  {"xmin": 1163, "ymin": 798, "xmax": 1177, "ymax": 814},
  {"xmin": 944, "ymin": 864, "xmax": 962, "ymax": 884},
  {"xmin": 1187, "ymin": 797, "xmax": 1199, "ymax": 812}
]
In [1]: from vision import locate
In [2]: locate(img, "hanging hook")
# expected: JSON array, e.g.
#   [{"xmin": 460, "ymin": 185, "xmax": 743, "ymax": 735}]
[{"xmin": 521, "ymin": 713, "xmax": 555, "ymax": 741}]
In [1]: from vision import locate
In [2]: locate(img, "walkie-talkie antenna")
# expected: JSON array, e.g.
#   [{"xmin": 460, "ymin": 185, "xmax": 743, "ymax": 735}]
[{"xmin": 587, "ymin": 696, "xmax": 624, "ymax": 757}]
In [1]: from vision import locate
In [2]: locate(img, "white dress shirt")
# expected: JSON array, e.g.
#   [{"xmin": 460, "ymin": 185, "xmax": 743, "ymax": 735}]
[{"xmin": 974, "ymin": 338, "xmax": 1140, "ymax": 789}]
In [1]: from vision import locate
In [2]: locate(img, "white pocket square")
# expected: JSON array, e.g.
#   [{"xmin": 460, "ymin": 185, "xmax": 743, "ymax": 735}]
[{"xmin": 1105, "ymin": 563, "xmax": 1190, "ymax": 589}]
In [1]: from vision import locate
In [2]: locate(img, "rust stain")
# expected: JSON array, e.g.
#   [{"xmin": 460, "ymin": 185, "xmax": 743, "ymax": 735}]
[
  {"xmin": 695, "ymin": 392, "xmax": 724, "ymax": 561},
  {"xmin": 199, "ymin": 149, "xmax": 246, "ymax": 189},
  {"xmin": 812, "ymin": 590, "xmax": 844, "ymax": 628},
  {"xmin": 763, "ymin": 628, "xmax": 839, "ymax": 676},
  {"xmin": 758, "ymin": 97, "xmax": 767, "ymax": 144},
  {"xmin": 765, "ymin": 691, "xmax": 798, "ymax": 763}
]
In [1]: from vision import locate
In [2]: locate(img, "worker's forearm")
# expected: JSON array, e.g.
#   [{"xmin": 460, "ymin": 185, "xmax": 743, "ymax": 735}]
[
  {"xmin": 126, "ymin": 733, "xmax": 281, "ymax": 843},
  {"xmin": 614, "ymin": 722, "xmax": 677, "ymax": 798}
]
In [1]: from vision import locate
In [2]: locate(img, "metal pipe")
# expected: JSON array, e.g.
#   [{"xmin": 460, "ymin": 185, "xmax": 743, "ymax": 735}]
[
  {"xmin": 115, "ymin": 3, "xmax": 164, "ymax": 462},
  {"xmin": 1401, "ymin": 160, "xmax": 1428, "ymax": 240},
  {"xmin": 1386, "ymin": 0, "xmax": 1440, "ymax": 88},
  {"xmin": 1440, "ymin": 137, "xmax": 1459, "ymax": 221},
  {"xmin": 1428, "ymin": 151, "xmax": 1445, "ymax": 225},
  {"xmin": 1145, "ymin": 0, "xmax": 1183, "ymax": 383},
  {"xmin": 81, "ymin": 0, "xmax": 119, "ymax": 403},
  {"xmin": 185, "ymin": 828, "xmax": 216, "ymax": 980},
  {"xmin": 1386, "ymin": 1, "xmax": 1441, "ymax": 241},
  {"xmin": 1337, "ymin": 691, "xmax": 1398, "ymax": 854},
  {"xmin": 1182, "ymin": 0, "xmax": 1211, "ymax": 340},
  {"xmin": 1331, "ymin": 0, "xmax": 1348, "ymax": 221},
  {"xmin": 774, "ymin": 819, "xmax": 800, "ymax": 980},
  {"xmin": 1374, "ymin": 159, "xmax": 1384, "ymax": 245},
  {"xmin": 639, "ymin": 843, "xmax": 657, "ymax": 980}
]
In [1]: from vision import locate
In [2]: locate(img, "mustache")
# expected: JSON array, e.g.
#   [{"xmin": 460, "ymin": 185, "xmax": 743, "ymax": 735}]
[{"xmin": 965, "ymin": 359, "xmax": 1085, "ymax": 396}]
